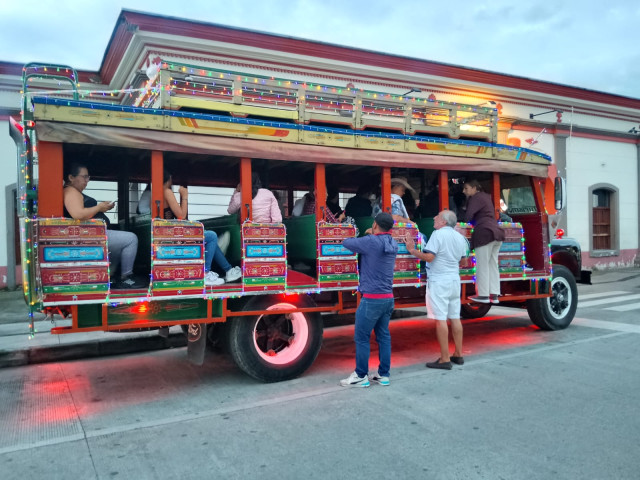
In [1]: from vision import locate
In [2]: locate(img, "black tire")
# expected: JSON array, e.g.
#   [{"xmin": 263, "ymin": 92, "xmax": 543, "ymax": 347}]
[
  {"xmin": 460, "ymin": 303, "xmax": 492, "ymax": 319},
  {"xmin": 226, "ymin": 295, "xmax": 323, "ymax": 382},
  {"xmin": 526, "ymin": 265, "xmax": 577, "ymax": 330}
]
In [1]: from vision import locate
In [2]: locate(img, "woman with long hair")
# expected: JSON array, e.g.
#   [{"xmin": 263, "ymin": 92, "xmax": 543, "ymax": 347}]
[
  {"xmin": 164, "ymin": 171, "xmax": 241, "ymax": 286},
  {"xmin": 227, "ymin": 172, "xmax": 282, "ymax": 223},
  {"xmin": 63, "ymin": 163, "xmax": 143, "ymax": 289}
]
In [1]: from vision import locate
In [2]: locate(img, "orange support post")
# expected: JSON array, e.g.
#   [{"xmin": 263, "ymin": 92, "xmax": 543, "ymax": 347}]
[
  {"xmin": 381, "ymin": 167, "xmax": 391, "ymax": 214},
  {"xmin": 315, "ymin": 163, "xmax": 326, "ymax": 221},
  {"xmin": 543, "ymin": 164, "xmax": 558, "ymax": 215},
  {"xmin": 38, "ymin": 141, "xmax": 64, "ymax": 217},
  {"xmin": 240, "ymin": 158, "xmax": 252, "ymax": 221},
  {"xmin": 531, "ymin": 176, "xmax": 548, "ymax": 223},
  {"xmin": 492, "ymin": 172, "xmax": 501, "ymax": 220},
  {"xmin": 151, "ymin": 151, "xmax": 163, "ymax": 218},
  {"xmin": 439, "ymin": 170, "xmax": 449, "ymax": 212}
]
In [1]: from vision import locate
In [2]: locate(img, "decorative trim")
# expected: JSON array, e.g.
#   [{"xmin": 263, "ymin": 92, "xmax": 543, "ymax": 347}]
[
  {"xmin": 140, "ymin": 47, "xmax": 640, "ymax": 124},
  {"xmin": 511, "ymin": 125, "xmax": 640, "ymax": 145},
  {"xmin": 110, "ymin": 10, "xmax": 640, "ymax": 110}
]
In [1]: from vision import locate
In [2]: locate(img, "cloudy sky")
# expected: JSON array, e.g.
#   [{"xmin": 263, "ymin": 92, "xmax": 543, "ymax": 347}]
[{"xmin": 1, "ymin": 0, "xmax": 638, "ymax": 99}]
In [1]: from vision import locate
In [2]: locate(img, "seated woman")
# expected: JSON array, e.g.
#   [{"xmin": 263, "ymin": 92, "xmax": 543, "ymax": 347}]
[
  {"xmin": 326, "ymin": 186, "xmax": 344, "ymax": 218},
  {"xmin": 227, "ymin": 172, "xmax": 282, "ymax": 223},
  {"xmin": 63, "ymin": 163, "xmax": 145, "ymax": 289},
  {"xmin": 163, "ymin": 171, "xmax": 241, "ymax": 286},
  {"xmin": 136, "ymin": 184, "xmax": 151, "ymax": 214}
]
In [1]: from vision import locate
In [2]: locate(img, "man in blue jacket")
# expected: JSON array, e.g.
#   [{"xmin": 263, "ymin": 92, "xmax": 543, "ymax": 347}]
[{"xmin": 340, "ymin": 212, "xmax": 398, "ymax": 387}]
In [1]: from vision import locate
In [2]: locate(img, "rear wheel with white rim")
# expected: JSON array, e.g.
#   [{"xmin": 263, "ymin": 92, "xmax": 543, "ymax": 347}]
[{"xmin": 227, "ymin": 295, "xmax": 323, "ymax": 382}]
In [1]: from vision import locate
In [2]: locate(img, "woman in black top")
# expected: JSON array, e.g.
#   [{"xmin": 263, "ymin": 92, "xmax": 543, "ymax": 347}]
[{"xmin": 63, "ymin": 163, "xmax": 143, "ymax": 289}]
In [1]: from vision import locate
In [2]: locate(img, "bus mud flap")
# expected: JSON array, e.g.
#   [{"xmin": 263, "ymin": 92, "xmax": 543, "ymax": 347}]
[{"xmin": 187, "ymin": 323, "xmax": 207, "ymax": 366}]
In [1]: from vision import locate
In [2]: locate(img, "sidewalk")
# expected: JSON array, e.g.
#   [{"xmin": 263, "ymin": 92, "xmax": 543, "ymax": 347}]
[
  {"xmin": 0, "ymin": 289, "xmax": 186, "ymax": 368},
  {"xmin": 1, "ymin": 267, "xmax": 638, "ymax": 369}
]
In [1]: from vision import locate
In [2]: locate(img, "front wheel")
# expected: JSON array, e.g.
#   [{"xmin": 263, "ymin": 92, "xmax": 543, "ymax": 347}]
[
  {"xmin": 526, "ymin": 265, "xmax": 577, "ymax": 330},
  {"xmin": 227, "ymin": 295, "xmax": 323, "ymax": 382}
]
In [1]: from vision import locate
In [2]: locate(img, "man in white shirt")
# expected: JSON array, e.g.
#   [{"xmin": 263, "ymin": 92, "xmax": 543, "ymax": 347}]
[{"xmin": 405, "ymin": 210, "xmax": 469, "ymax": 370}]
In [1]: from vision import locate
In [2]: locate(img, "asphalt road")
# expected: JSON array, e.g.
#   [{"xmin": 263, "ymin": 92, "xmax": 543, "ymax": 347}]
[{"xmin": 1, "ymin": 269, "xmax": 639, "ymax": 479}]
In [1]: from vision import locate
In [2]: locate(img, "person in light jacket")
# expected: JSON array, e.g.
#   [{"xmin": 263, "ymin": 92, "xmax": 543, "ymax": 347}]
[{"xmin": 227, "ymin": 172, "xmax": 282, "ymax": 223}]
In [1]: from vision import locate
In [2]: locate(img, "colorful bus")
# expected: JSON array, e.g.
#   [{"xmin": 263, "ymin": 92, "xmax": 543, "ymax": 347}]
[{"xmin": 12, "ymin": 61, "xmax": 579, "ymax": 381}]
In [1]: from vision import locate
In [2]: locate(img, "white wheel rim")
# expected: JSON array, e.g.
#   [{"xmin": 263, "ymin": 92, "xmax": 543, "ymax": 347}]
[
  {"xmin": 546, "ymin": 276, "xmax": 572, "ymax": 320},
  {"xmin": 252, "ymin": 302, "xmax": 309, "ymax": 365}
]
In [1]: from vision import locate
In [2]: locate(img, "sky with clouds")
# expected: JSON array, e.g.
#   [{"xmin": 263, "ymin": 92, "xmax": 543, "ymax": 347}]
[{"xmin": 1, "ymin": 0, "xmax": 638, "ymax": 99}]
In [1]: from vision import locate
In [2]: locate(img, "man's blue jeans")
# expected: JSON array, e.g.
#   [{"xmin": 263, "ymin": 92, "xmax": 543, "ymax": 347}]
[
  {"xmin": 204, "ymin": 230, "xmax": 232, "ymax": 273},
  {"xmin": 354, "ymin": 297, "xmax": 394, "ymax": 378}
]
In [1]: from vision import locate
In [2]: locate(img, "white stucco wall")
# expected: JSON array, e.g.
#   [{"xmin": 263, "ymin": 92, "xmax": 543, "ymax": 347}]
[
  {"xmin": 0, "ymin": 128, "xmax": 18, "ymax": 267},
  {"xmin": 566, "ymin": 137, "xmax": 638, "ymax": 252}
]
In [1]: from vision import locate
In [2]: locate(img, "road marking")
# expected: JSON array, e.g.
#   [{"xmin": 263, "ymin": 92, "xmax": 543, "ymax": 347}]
[
  {"xmin": 572, "ymin": 317, "xmax": 640, "ymax": 333},
  {"xmin": 578, "ymin": 293, "xmax": 640, "ymax": 308},
  {"xmin": 578, "ymin": 291, "xmax": 629, "ymax": 300},
  {"xmin": 606, "ymin": 302, "xmax": 640, "ymax": 312}
]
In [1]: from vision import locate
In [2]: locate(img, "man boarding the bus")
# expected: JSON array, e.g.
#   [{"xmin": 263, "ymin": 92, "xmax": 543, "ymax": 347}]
[
  {"xmin": 340, "ymin": 212, "xmax": 398, "ymax": 387},
  {"xmin": 405, "ymin": 210, "xmax": 469, "ymax": 369}
]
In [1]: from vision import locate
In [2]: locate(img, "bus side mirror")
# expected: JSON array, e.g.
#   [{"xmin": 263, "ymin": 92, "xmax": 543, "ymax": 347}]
[{"xmin": 554, "ymin": 177, "xmax": 565, "ymax": 211}]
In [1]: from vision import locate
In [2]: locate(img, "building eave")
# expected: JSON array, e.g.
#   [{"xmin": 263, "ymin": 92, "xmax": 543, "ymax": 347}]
[{"xmin": 95, "ymin": 9, "xmax": 640, "ymax": 109}]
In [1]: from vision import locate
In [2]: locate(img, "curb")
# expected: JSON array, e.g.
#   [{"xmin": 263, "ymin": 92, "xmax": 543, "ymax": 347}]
[{"xmin": 0, "ymin": 333, "xmax": 187, "ymax": 369}]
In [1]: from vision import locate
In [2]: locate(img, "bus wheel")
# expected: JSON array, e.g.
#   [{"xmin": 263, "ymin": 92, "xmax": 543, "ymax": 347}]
[
  {"xmin": 526, "ymin": 265, "xmax": 577, "ymax": 330},
  {"xmin": 460, "ymin": 303, "xmax": 492, "ymax": 319},
  {"xmin": 227, "ymin": 295, "xmax": 323, "ymax": 382}
]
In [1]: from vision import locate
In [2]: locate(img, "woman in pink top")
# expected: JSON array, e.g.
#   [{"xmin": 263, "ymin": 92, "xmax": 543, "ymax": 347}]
[{"xmin": 228, "ymin": 173, "xmax": 283, "ymax": 223}]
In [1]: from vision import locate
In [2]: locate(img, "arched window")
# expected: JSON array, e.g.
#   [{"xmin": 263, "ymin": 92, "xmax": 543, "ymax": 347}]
[{"xmin": 588, "ymin": 184, "xmax": 619, "ymax": 255}]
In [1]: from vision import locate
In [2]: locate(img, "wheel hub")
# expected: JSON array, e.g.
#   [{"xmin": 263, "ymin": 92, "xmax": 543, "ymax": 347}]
[
  {"xmin": 549, "ymin": 278, "xmax": 571, "ymax": 316},
  {"xmin": 256, "ymin": 314, "xmax": 294, "ymax": 354}
]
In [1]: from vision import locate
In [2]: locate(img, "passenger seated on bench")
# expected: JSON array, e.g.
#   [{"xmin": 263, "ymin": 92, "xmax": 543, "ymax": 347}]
[
  {"xmin": 292, "ymin": 191, "xmax": 345, "ymax": 223},
  {"xmin": 345, "ymin": 183, "xmax": 373, "ymax": 218},
  {"xmin": 63, "ymin": 163, "xmax": 145, "ymax": 290},
  {"xmin": 137, "ymin": 184, "xmax": 151, "ymax": 214},
  {"xmin": 372, "ymin": 177, "xmax": 413, "ymax": 223},
  {"xmin": 415, "ymin": 179, "xmax": 439, "ymax": 219},
  {"xmin": 326, "ymin": 186, "xmax": 344, "ymax": 218},
  {"xmin": 163, "ymin": 171, "xmax": 241, "ymax": 286},
  {"xmin": 227, "ymin": 172, "xmax": 282, "ymax": 223}
]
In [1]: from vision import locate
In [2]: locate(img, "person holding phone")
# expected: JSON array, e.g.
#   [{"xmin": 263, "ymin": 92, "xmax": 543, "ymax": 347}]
[
  {"xmin": 63, "ymin": 163, "xmax": 145, "ymax": 290},
  {"xmin": 163, "ymin": 170, "xmax": 241, "ymax": 286}
]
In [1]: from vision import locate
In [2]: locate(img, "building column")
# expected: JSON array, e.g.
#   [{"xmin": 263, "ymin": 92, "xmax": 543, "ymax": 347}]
[{"xmin": 553, "ymin": 129, "xmax": 570, "ymax": 232}]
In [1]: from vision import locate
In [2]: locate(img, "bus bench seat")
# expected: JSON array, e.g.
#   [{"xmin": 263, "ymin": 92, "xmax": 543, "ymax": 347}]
[
  {"xmin": 200, "ymin": 214, "xmax": 242, "ymax": 266},
  {"xmin": 283, "ymin": 215, "xmax": 317, "ymax": 263}
]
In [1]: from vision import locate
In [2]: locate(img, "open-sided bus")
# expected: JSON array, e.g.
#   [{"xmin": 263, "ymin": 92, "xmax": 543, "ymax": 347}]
[{"xmin": 11, "ymin": 62, "xmax": 578, "ymax": 382}]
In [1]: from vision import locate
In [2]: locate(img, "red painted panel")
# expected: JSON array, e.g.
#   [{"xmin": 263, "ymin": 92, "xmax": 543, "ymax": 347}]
[{"xmin": 38, "ymin": 142, "xmax": 63, "ymax": 217}]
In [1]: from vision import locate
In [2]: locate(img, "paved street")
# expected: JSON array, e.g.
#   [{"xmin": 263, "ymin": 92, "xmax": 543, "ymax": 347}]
[{"xmin": 1, "ymin": 269, "xmax": 639, "ymax": 479}]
